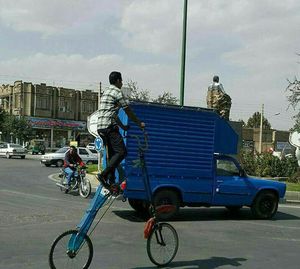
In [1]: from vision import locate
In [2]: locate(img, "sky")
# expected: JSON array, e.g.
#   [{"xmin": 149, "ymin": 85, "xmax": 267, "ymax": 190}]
[{"xmin": 0, "ymin": 0, "xmax": 300, "ymax": 130}]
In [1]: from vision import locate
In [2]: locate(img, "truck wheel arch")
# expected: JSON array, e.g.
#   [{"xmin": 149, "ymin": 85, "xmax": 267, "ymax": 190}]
[
  {"xmin": 251, "ymin": 189, "xmax": 279, "ymax": 219},
  {"xmin": 153, "ymin": 187, "xmax": 182, "ymax": 220}
]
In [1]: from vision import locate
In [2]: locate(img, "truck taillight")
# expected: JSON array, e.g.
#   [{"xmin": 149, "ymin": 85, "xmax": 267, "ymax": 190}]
[{"xmin": 120, "ymin": 180, "xmax": 126, "ymax": 191}]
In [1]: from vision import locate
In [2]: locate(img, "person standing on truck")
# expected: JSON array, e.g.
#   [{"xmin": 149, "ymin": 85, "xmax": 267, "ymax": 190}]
[
  {"xmin": 63, "ymin": 145, "xmax": 85, "ymax": 189},
  {"xmin": 96, "ymin": 71, "xmax": 145, "ymax": 192},
  {"xmin": 206, "ymin": 75, "xmax": 232, "ymax": 120}
]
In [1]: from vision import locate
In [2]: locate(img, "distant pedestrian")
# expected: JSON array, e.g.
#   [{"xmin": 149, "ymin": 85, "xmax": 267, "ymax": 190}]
[{"xmin": 206, "ymin": 75, "xmax": 232, "ymax": 120}]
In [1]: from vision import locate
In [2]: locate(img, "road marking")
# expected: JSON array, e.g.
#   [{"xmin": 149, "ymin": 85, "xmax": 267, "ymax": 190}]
[
  {"xmin": 0, "ymin": 189, "xmax": 84, "ymax": 205},
  {"xmin": 279, "ymin": 204, "xmax": 300, "ymax": 209},
  {"xmin": 232, "ymin": 220, "xmax": 300, "ymax": 230}
]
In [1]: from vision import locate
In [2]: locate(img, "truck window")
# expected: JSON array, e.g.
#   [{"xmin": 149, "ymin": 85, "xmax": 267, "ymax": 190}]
[{"xmin": 216, "ymin": 159, "xmax": 240, "ymax": 176}]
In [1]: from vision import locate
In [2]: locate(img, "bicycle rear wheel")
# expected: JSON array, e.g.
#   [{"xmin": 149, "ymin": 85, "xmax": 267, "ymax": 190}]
[
  {"xmin": 146, "ymin": 222, "xmax": 178, "ymax": 266},
  {"xmin": 49, "ymin": 230, "xmax": 93, "ymax": 269}
]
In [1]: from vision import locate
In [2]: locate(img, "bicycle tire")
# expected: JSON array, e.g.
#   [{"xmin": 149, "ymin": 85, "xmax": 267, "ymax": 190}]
[
  {"xmin": 49, "ymin": 230, "xmax": 93, "ymax": 269},
  {"xmin": 146, "ymin": 222, "xmax": 178, "ymax": 266},
  {"xmin": 79, "ymin": 178, "xmax": 91, "ymax": 198}
]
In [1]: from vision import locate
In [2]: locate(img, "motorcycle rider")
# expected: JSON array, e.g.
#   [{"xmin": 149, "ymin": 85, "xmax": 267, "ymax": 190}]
[{"xmin": 63, "ymin": 145, "xmax": 85, "ymax": 190}]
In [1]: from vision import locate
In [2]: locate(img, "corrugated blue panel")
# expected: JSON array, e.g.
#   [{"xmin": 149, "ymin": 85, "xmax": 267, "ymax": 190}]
[{"xmin": 122, "ymin": 103, "xmax": 220, "ymax": 178}]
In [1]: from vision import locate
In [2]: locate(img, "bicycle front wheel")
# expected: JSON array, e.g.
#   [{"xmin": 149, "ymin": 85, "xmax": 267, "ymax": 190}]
[
  {"xmin": 49, "ymin": 230, "xmax": 93, "ymax": 269},
  {"xmin": 147, "ymin": 222, "xmax": 178, "ymax": 266}
]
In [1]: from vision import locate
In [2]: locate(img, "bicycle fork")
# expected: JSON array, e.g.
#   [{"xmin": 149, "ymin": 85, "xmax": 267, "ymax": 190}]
[
  {"xmin": 154, "ymin": 225, "xmax": 166, "ymax": 246},
  {"xmin": 67, "ymin": 185, "xmax": 110, "ymax": 253}
]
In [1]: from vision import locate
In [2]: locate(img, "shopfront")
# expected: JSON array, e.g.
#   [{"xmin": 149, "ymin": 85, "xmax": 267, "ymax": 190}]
[{"xmin": 27, "ymin": 117, "xmax": 87, "ymax": 149}]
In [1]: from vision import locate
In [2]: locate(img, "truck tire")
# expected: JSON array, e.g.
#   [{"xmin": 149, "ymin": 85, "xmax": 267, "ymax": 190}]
[
  {"xmin": 153, "ymin": 189, "xmax": 179, "ymax": 220},
  {"xmin": 251, "ymin": 190, "xmax": 278, "ymax": 219},
  {"xmin": 128, "ymin": 199, "xmax": 149, "ymax": 215}
]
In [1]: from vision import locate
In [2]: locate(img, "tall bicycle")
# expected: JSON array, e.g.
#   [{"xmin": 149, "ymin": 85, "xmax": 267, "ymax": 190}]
[
  {"xmin": 130, "ymin": 131, "xmax": 179, "ymax": 266},
  {"xmin": 48, "ymin": 130, "xmax": 178, "ymax": 268}
]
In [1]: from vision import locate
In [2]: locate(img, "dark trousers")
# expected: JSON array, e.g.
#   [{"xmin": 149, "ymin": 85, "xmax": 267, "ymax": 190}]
[{"xmin": 97, "ymin": 126, "xmax": 127, "ymax": 184}]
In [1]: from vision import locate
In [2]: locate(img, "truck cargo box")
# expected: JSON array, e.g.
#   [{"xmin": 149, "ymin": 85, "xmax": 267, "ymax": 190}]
[{"xmin": 120, "ymin": 102, "xmax": 238, "ymax": 178}]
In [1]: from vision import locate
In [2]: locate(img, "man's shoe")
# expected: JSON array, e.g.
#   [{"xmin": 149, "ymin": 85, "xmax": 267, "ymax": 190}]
[{"xmin": 110, "ymin": 184, "xmax": 121, "ymax": 196}]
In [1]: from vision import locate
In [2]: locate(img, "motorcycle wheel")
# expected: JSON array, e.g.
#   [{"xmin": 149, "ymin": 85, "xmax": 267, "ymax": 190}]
[{"xmin": 79, "ymin": 178, "xmax": 91, "ymax": 198}]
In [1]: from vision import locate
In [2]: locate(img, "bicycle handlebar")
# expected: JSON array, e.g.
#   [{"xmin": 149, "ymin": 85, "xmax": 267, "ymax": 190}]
[{"xmin": 125, "ymin": 129, "xmax": 148, "ymax": 152}]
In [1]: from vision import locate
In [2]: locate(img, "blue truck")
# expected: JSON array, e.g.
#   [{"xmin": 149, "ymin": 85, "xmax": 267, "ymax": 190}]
[{"xmin": 117, "ymin": 102, "xmax": 286, "ymax": 219}]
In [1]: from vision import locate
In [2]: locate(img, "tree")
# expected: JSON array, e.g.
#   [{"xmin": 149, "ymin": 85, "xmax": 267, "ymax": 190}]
[
  {"xmin": 237, "ymin": 119, "xmax": 246, "ymax": 127},
  {"xmin": 286, "ymin": 77, "xmax": 300, "ymax": 131},
  {"xmin": 152, "ymin": 91, "xmax": 179, "ymax": 105},
  {"xmin": 246, "ymin": 112, "xmax": 271, "ymax": 129},
  {"xmin": 125, "ymin": 80, "xmax": 179, "ymax": 105},
  {"xmin": 1, "ymin": 114, "xmax": 34, "ymax": 143},
  {"xmin": 125, "ymin": 80, "xmax": 150, "ymax": 102}
]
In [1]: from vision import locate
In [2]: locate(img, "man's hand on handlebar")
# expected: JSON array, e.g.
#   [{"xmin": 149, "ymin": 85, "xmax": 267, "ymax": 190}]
[{"xmin": 140, "ymin": 122, "xmax": 146, "ymax": 129}]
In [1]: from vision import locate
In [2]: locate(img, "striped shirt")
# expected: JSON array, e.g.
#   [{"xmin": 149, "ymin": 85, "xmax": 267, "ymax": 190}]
[{"xmin": 97, "ymin": 85, "xmax": 130, "ymax": 130}]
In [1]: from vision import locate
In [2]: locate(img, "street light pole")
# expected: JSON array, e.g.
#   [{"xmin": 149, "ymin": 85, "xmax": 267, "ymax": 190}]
[
  {"xmin": 259, "ymin": 104, "xmax": 264, "ymax": 153},
  {"xmin": 180, "ymin": 0, "xmax": 188, "ymax": 106}
]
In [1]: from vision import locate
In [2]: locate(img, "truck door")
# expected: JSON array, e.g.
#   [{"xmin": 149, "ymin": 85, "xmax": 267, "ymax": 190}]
[{"xmin": 212, "ymin": 157, "xmax": 251, "ymax": 205}]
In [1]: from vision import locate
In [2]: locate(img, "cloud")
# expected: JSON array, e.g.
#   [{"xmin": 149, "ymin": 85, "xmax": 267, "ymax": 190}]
[
  {"xmin": 0, "ymin": 0, "xmax": 299, "ymax": 130},
  {"xmin": 0, "ymin": 0, "xmax": 115, "ymax": 35},
  {"xmin": 0, "ymin": 53, "xmax": 178, "ymax": 97}
]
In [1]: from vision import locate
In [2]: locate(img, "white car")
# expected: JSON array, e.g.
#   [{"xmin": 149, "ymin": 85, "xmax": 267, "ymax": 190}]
[
  {"xmin": 86, "ymin": 143, "xmax": 95, "ymax": 150},
  {"xmin": 0, "ymin": 142, "xmax": 27, "ymax": 159},
  {"xmin": 41, "ymin": 147, "xmax": 97, "ymax": 167}
]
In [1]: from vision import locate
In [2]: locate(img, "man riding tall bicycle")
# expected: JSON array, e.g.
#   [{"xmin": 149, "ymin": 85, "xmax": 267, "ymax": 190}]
[{"xmin": 96, "ymin": 71, "xmax": 145, "ymax": 193}]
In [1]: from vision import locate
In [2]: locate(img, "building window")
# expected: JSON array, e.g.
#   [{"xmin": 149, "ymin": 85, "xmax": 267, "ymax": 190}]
[
  {"xmin": 82, "ymin": 101, "xmax": 94, "ymax": 113},
  {"xmin": 37, "ymin": 96, "xmax": 49, "ymax": 110},
  {"xmin": 59, "ymin": 97, "xmax": 71, "ymax": 112}
]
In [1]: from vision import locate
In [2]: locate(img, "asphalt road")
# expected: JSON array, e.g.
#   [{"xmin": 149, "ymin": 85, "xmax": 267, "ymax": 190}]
[{"xmin": 1, "ymin": 157, "xmax": 300, "ymax": 269}]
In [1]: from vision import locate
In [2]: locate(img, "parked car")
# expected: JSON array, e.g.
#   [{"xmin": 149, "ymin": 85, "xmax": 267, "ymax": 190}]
[
  {"xmin": 41, "ymin": 147, "xmax": 97, "ymax": 167},
  {"xmin": 86, "ymin": 143, "xmax": 95, "ymax": 150},
  {"xmin": 0, "ymin": 142, "xmax": 27, "ymax": 159}
]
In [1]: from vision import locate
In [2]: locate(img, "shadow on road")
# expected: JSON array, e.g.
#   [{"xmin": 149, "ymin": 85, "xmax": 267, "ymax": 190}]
[
  {"xmin": 113, "ymin": 207, "xmax": 300, "ymax": 222},
  {"xmin": 131, "ymin": 256, "xmax": 247, "ymax": 269}
]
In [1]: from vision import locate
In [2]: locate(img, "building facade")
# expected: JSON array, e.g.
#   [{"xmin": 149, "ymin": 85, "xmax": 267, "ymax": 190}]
[
  {"xmin": 0, "ymin": 81, "xmax": 98, "ymax": 148},
  {"xmin": 242, "ymin": 127, "xmax": 293, "ymax": 155}
]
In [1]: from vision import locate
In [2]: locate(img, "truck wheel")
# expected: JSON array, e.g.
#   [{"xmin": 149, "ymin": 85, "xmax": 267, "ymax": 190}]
[
  {"xmin": 251, "ymin": 191, "xmax": 278, "ymax": 219},
  {"xmin": 128, "ymin": 199, "xmax": 149, "ymax": 215},
  {"xmin": 153, "ymin": 190, "xmax": 179, "ymax": 220},
  {"xmin": 56, "ymin": 159, "xmax": 64, "ymax": 167}
]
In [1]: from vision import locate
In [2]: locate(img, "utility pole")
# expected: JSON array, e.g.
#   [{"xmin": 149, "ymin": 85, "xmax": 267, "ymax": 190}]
[
  {"xmin": 259, "ymin": 103, "xmax": 264, "ymax": 153},
  {"xmin": 98, "ymin": 82, "xmax": 102, "ymax": 109},
  {"xmin": 180, "ymin": 0, "xmax": 188, "ymax": 106}
]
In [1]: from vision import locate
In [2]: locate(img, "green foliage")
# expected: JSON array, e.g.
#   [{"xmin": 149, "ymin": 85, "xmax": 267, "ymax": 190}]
[
  {"xmin": 126, "ymin": 80, "xmax": 151, "ymax": 102},
  {"xmin": 152, "ymin": 91, "xmax": 179, "ymax": 105},
  {"xmin": 0, "ymin": 113, "xmax": 34, "ymax": 143},
  {"xmin": 286, "ymin": 77, "xmax": 300, "ymax": 131},
  {"xmin": 246, "ymin": 112, "xmax": 271, "ymax": 129},
  {"xmin": 288, "ymin": 169, "xmax": 300, "ymax": 184},
  {"xmin": 125, "ymin": 80, "xmax": 179, "ymax": 105},
  {"xmin": 239, "ymin": 150, "xmax": 298, "ymax": 179}
]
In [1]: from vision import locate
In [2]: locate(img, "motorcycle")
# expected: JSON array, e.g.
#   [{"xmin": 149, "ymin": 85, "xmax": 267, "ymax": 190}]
[{"xmin": 56, "ymin": 165, "xmax": 92, "ymax": 198}]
